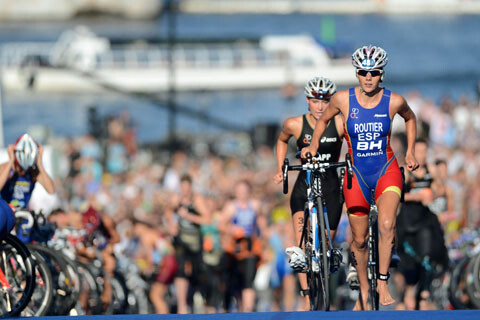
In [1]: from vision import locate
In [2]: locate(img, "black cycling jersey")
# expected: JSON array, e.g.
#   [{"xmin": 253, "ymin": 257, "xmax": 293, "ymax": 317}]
[
  {"xmin": 176, "ymin": 204, "xmax": 202, "ymax": 252},
  {"xmin": 174, "ymin": 203, "xmax": 204, "ymax": 284},
  {"xmin": 405, "ymin": 165, "xmax": 433, "ymax": 194},
  {"xmin": 296, "ymin": 114, "xmax": 342, "ymax": 162},
  {"xmin": 290, "ymin": 115, "xmax": 343, "ymax": 230}
]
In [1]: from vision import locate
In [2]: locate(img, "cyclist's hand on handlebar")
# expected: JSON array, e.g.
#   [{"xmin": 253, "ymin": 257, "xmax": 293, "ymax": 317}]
[
  {"xmin": 405, "ymin": 152, "xmax": 419, "ymax": 172},
  {"xmin": 274, "ymin": 171, "xmax": 283, "ymax": 184},
  {"xmin": 300, "ymin": 146, "xmax": 315, "ymax": 159}
]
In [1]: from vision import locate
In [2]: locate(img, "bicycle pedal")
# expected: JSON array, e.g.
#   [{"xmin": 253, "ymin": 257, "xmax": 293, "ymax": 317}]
[
  {"xmin": 346, "ymin": 265, "xmax": 360, "ymax": 290},
  {"xmin": 390, "ymin": 253, "xmax": 401, "ymax": 268},
  {"xmin": 293, "ymin": 267, "xmax": 307, "ymax": 273},
  {"xmin": 329, "ymin": 249, "xmax": 343, "ymax": 273},
  {"xmin": 348, "ymin": 279, "xmax": 360, "ymax": 290}
]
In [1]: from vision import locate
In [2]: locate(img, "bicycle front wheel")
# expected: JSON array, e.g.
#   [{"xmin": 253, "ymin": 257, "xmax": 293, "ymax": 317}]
[
  {"xmin": 303, "ymin": 207, "xmax": 318, "ymax": 310},
  {"xmin": 317, "ymin": 200, "xmax": 330, "ymax": 311},
  {"xmin": 0, "ymin": 234, "xmax": 35, "ymax": 318}
]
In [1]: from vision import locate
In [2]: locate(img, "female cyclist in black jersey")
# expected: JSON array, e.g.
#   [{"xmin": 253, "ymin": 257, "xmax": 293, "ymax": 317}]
[{"xmin": 274, "ymin": 76, "xmax": 344, "ymax": 310}]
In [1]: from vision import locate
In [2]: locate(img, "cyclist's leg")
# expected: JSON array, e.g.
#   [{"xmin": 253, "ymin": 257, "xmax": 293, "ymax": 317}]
[
  {"xmin": 375, "ymin": 158, "xmax": 403, "ymax": 306},
  {"xmin": 288, "ymin": 178, "xmax": 310, "ymax": 310},
  {"xmin": 291, "ymin": 210, "xmax": 310, "ymax": 310},
  {"xmin": 344, "ymin": 170, "xmax": 370, "ymax": 310},
  {"xmin": 348, "ymin": 214, "xmax": 369, "ymax": 310},
  {"xmin": 100, "ymin": 244, "xmax": 116, "ymax": 307},
  {"xmin": 237, "ymin": 253, "xmax": 258, "ymax": 312},
  {"xmin": 174, "ymin": 245, "xmax": 190, "ymax": 314},
  {"xmin": 323, "ymin": 170, "xmax": 344, "ymax": 271},
  {"xmin": 152, "ymin": 254, "xmax": 177, "ymax": 313}
]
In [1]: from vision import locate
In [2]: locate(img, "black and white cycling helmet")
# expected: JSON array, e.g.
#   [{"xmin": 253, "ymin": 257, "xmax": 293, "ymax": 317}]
[
  {"xmin": 352, "ymin": 45, "xmax": 388, "ymax": 70},
  {"xmin": 304, "ymin": 77, "xmax": 336, "ymax": 100},
  {"xmin": 14, "ymin": 134, "xmax": 38, "ymax": 170}
]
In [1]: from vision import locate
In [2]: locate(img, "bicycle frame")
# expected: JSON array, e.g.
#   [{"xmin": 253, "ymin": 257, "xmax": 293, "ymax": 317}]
[{"xmin": 301, "ymin": 167, "xmax": 335, "ymax": 272}]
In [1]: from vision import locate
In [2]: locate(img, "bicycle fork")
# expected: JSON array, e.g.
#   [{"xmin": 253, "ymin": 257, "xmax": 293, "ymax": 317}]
[
  {"xmin": 1, "ymin": 251, "xmax": 13, "ymax": 312},
  {"xmin": 309, "ymin": 202, "xmax": 320, "ymax": 273}
]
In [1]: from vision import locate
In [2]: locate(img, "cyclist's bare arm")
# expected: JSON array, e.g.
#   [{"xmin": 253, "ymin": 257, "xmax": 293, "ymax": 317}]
[
  {"xmin": 253, "ymin": 199, "xmax": 268, "ymax": 236},
  {"xmin": 274, "ymin": 117, "xmax": 300, "ymax": 184},
  {"xmin": 102, "ymin": 214, "xmax": 121, "ymax": 244},
  {"xmin": 0, "ymin": 146, "xmax": 15, "ymax": 191},
  {"xmin": 300, "ymin": 91, "xmax": 345, "ymax": 158},
  {"xmin": 218, "ymin": 201, "xmax": 235, "ymax": 234},
  {"xmin": 392, "ymin": 93, "xmax": 418, "ymax": 172},
  {"xmin": 334, "ymin": 114, "xmax": 345, "ymax": 139},
  {"xmin": 179, "ymin": 193, "xmax": 211, "ymax": 225},
  {"xmin": 35, "ymin": 144, "xmax": 55, "ymax": 194}
]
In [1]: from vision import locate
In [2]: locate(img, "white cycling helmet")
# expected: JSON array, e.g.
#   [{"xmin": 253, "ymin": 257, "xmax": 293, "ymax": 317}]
[
  {"xmin": 304, "ymin": 77, "xmax": 336, "ymax": 100},
  {"xmin": 14, "ymin": 134, "xmax": 38, "ymax": 170},
  {"xmin": 352, "ymin": 45, "xmax": 388, "ymax": 70}
]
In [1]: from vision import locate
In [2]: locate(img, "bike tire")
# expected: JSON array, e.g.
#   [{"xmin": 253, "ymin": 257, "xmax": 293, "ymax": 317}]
[
  {"xmin": 303, "ymin": 208, "xmax": 319, "ymax": 311},
  {"xmin": 465, "ymin": 253, "xmax": 480, "ymax": 309},
  {"xmin": 317, "ymin": 200, "xmax": 330, "ymax": 311},
  {"xmin": 448, "ymin": 256, "xmax": 470, "ymax": 309},
  {"xmin": 368, "ymin": 211, "xmax": 380, "ymax": 311},
  {"xmin": 0, "ymin": 234, "xmax": 36, "ymax": 318},
  {"xmin": 75, "ymin": 261, "xmax": 103, "ymax": 315},
  {"xmin": 474, "ymin": 252, "xmax": 480, "ymax": 300},
  {"xmin": 21, "ymin": 250, "xmax": 54, "ymax": 317},
  {"xmin": 27, "ymin": 244, "xmax": 77, "ymax": 315}
]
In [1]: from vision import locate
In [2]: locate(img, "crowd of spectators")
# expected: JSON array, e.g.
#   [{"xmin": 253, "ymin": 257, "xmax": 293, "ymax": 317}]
[{"xmin": 27, "ymin": 90, "xmax": 480, "ymax": 312}]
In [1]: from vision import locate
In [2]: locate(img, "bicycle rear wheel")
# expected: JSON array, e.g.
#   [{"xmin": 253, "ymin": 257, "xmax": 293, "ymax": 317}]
[
  {"xmin": 368, "ymin": 210, "xmax": 380, "ymax": 311},
  {"xmin": 317, "ymin": 200, "xmax": 330, "ymax": 311},
  {"xmin": 0, "ymin": 234, "xmax": 35, "ymax": 318}
]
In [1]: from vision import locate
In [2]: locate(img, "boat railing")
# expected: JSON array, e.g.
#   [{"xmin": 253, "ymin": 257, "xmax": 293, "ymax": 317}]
[{"xmin": 0, "ymin": 41, "xmax": 300, "ymax": 71}]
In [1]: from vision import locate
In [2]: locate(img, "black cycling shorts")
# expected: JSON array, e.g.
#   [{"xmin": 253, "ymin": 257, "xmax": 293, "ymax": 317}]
[
  {"xmin": 290, "ymin": 168, "xmax": 343, "ymax": 230},
  {"xmin": 175, "ymin": 242, "xmax": 202, "ymax": 284}
]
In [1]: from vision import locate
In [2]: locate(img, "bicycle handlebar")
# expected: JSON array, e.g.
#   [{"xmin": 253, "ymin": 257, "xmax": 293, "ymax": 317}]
[
  {"xmin": 282, "ymin": 153, "xmax": 354, "ymax": 194},
  {"xmin": 282, "ymin": 158, "xmax": 289, "ymax": 194}
]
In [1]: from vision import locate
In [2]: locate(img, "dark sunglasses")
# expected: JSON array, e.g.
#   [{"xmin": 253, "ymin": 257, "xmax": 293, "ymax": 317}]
[{"xmin": 357, "ymin": 69, "xmax": 383, "ymax": 77}]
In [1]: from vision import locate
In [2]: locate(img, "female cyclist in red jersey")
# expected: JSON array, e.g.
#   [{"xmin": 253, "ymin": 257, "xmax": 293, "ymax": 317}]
[{"xmin": 301, "ymin": 45, "xmax": 419, "ymax": 310}]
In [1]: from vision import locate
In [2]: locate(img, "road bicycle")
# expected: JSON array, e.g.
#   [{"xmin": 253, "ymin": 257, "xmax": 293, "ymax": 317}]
[{"xmin": 283, "ymin": 152, "xmax": 352, "ymax": 310}]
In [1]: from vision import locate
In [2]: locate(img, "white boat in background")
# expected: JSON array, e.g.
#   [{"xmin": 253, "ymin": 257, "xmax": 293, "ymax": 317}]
[
  {"xmin": 0, "ymin": 27, "xmax": 356, "ymax": 93},
  {"xmin": 0, "ymin": 0, "xmax": 162, "ymax": 20}
]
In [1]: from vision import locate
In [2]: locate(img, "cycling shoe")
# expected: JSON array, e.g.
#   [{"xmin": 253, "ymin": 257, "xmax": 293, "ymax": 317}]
[
  {"xmin": 286, "ymin": 246, "xmax": 307, "ymax": 272},
  {"xmin": 347, "ymin": 265, "xmax": 360, "ymax": 290}
]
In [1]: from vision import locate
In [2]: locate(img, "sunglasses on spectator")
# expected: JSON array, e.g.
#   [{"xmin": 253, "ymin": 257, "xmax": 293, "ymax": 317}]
[{"xmin": 357, "ymin": 69, "xmax": 383, "ymax": 77}]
